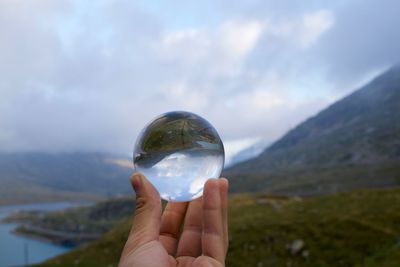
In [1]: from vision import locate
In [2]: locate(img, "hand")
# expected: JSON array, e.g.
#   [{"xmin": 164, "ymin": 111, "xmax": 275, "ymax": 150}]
[{"xmin": 119, "ymin": 173, "xmax": 229, "ymax": 267}]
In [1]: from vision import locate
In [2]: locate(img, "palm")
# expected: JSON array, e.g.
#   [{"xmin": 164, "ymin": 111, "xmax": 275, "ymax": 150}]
[
  {"xmin": 119, "ymin": 175, "xmax": 228, "ymax": 267},
  {"xmin": 124, "ymin": 240, "xmax": 223, "ymax": 267}
]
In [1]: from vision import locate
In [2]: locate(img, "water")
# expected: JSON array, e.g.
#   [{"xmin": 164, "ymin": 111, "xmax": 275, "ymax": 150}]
[
  {"xmin": 0, "ymin": 203, "xmax": 77, "ymax": 267},
  {"xmin": 134, "ymin": 111, "xmax": 225, "ymax": 202}
]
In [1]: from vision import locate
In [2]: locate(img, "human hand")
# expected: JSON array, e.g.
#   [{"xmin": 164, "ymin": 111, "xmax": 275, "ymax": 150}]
[{"xmin": 119, "ymin": 173, "xmax": 229, "ymax": 267}]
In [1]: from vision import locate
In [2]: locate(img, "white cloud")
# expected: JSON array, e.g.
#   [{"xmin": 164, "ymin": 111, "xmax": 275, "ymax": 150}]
[
  {"xmin": 224, "ymin": 72, "xmax": 287, "ymax": 111},
  {"xmin": 248, "ymin": 89, "xmax": 286, "ymax": 110},
  {"xmin": 218, "ymin": 20, "xmax": 264, "ymax": 60},
  {"xmin": 157, "ymin": 28, "xmax": 210, "ymax": 62},
  {"xmin": 264, "ymin": 9, "xmax": 334, "ymax": 49},
  {"xmin": 160, "ymin": 81, "xmax": 209, "ymax": 110},
  {"xmin": 299, "ymin": 10, "xmax": 334, "ymax": 48},
  {"xmin": 154, "ymin": 19, "xmax": 264, "ymax": 77}
]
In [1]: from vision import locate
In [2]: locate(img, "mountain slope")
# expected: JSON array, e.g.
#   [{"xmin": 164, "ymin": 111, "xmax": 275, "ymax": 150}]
[
  {"xmin": 225, "ymin": 138, "xmax": 270, "ymax": 168},
  {"xmin": 0, "ymin": 152, "xmax": 132, "ymax": 205},
  {"xmin": 225, "ymin": 66, "xmax": 400, "ymax": 195}
]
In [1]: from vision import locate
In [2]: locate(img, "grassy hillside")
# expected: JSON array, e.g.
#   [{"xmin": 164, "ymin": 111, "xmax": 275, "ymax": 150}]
[
  {"xmin": 35, "ymin": 188, "xmax": 400, "ymax": 267},
  {"xmin": 225, "ymin": 66, "xmax": 400, "ymax": 195},
  {"xmin": 0, "ymin": 152, "xmax": 132, "ymax": 205}
]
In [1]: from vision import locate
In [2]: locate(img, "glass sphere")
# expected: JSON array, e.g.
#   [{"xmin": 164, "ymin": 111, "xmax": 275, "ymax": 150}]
[{"xmin": 133, "ymin": 111, "xmax": 225, "ymax": 202}]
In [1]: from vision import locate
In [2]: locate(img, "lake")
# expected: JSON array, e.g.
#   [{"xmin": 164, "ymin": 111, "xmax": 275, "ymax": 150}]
[{"xmin": 0, "ymin": 202, "xmax": 80, "ymax": 267}]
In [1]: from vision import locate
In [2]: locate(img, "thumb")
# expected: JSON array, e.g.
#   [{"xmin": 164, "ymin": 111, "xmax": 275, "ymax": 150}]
[{"xmin": 123, "ymin": 173, "xmax": 161, "ymax": 253}]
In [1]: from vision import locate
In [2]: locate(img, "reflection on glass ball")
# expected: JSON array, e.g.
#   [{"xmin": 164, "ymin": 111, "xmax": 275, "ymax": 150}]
[{"xmin": 133, "ymin": 111, "xmax": 225, "ymax": 202}]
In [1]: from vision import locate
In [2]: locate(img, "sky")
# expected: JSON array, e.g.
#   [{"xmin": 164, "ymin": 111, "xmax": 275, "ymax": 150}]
[{"xmin": 0, "ymin": 0, "xmax": 399, "ymax": 155}]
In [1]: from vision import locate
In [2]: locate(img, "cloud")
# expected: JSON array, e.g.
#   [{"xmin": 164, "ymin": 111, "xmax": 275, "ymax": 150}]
[
  {"xmin": 0, "ymin": 1, "xmax": 398, "ymax": 154},
  {"xmin": 218, "ymin": 20, "xmax": 264, "ymax": 60},
  {"xmin": 299, "ymin": 10, "xmax": 334, "ymax": 48},
  {"xmin": 155, "ymin": 19, "xmax": 264, "ymax": 77},
  {"xmin": 160, "ymin": 81, "xmax": 209, "ymax": 110},
  {"xmin": 259, "ymin": 9, "xmax": 334, "ymax": 49},
  {"xmin": 315, "ymin": 0, "xmax": 400, "ymax": 88}
]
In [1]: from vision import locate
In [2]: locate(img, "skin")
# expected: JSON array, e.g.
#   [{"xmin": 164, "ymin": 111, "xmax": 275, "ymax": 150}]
[{"xmin": 119, "ymin": 173, "xmax": 229, "ymax": 267}]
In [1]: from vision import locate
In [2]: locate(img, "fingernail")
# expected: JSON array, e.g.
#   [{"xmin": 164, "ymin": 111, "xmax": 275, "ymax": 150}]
[{"xmin": 132, "ymin": 174, "xmax": 142, "ymax": 191}]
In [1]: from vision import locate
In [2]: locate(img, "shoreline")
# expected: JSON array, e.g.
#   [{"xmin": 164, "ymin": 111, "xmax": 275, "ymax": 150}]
[
  {"xmin": 11, "ymin": 225, "xmax": 102, "ymax": 247},
  {"xmin": 10, "ymin": 227, "xmax": 72, "ymax": 247},
  {"xmin": 0, "ymin": 201, "xmax": 100, "ymax": 248}
]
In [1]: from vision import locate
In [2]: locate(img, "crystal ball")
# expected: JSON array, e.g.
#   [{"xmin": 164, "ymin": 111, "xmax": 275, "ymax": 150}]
[{"xmin": 133, "ymin": 111, "xmax": 225, "ymax": 202}]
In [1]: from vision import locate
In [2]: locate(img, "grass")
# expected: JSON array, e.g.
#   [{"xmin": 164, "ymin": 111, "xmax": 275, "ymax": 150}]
[{"xmin": 34, "ymin": 188, "xmax": 400, "ymax": 267}]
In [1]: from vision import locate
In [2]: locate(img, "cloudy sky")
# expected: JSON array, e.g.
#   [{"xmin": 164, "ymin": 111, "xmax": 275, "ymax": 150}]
[{"xmin": 0, "ymin": 0, "xmax": 399, "ymax": 154}]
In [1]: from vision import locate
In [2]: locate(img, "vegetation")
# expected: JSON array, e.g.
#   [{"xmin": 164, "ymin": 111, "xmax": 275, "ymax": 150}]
[
  {"xmin": 3, "ymin": 198, "xmax": 134, "ymax": 246},
  {"xmin": 34, "ymin": 188, "xmax": 400, "ymax": 267},
  {"xmin": 140, "ymin": 111, "xmax": 221, "ymax": 153}
]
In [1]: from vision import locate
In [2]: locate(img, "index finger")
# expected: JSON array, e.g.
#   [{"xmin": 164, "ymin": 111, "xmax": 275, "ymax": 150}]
[{"xmin": 121, "ymin": 174, "xmax": 161, "ymax": 257}]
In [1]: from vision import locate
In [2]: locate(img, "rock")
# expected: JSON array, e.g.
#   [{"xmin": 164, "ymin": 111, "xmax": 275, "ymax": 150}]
[
  {"xmin": 291, "ymin": 196, "xmax": 302, "ymax": 202},
  {"xmin": 302, "ymin": 250, "xmax": 310, "ymax": 259},
  {"xmin": 255, "ymin": 198, "xmax": 282, "ymax": 210},
  {"xmin": 256, "ymin": 198, "xmax": 269, "ymax": 204},
  {"xmin": 287, "ymin": 239, "xmax": 304, "ymax": 255},
  {"xmin": 270, "ymin": 201, "xmax": 282, "ymax": 211}
]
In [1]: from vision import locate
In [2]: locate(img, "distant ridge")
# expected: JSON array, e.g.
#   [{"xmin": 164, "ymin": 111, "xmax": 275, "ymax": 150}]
[
  {"xmin": 225, "ymin": 66, "xmax": 400, "ymax": 195},
  {"xmin": 0, "ymin": 152, "xmax": 132, "ymax": 205}
]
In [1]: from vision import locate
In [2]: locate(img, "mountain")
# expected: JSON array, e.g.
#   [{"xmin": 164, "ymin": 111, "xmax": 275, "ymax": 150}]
[
  {"xmin": 224, "ymin": 139, "xmax": 270, "ymax": 168},
  {"xmin": 0, "ymin": 152, "xmax": 133, "ymax": 205},
  {"xmin": 225, "ymin": 66, "xmax": 400, "ymax": 195}
]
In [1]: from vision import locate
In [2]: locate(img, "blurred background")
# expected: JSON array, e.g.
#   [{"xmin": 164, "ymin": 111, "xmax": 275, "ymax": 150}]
[{"xmin": 0, "ymin": 0, "xmax": 399, "ymax": 266}]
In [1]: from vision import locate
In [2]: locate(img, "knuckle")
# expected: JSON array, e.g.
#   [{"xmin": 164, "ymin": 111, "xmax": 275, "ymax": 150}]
[
  {"xmin": 134, "ymin": 196, "xmax": 158, "ymax": 214},
  {"xmin": 135, "ymin": 196, "xmax": 151, "ymax": 211}
]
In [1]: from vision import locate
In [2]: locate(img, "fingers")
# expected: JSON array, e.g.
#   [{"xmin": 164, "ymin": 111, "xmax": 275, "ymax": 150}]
[
  {"xmin": 202, "ymin": 178, "xmax": 228, "ymax": 264},
  {"xmin": 176, "ymin": 197, "xmax": 203, "ymax": 257},
  {"xmin": 219, "ymin": 178, "xmax": 229, "ymax": 252},
  {"xmin": 121, "ymin": 173, "xmax": 162, "ymax": 256},
  {"xmin": 159, "ymin": 201, "xmax": 188, "ymax": 255}
]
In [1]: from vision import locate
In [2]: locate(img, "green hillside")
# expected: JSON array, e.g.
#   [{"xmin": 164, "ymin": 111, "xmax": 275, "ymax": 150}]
[
  {"xmin": 35, "ymin": 188, "xmax": 400, "ymax": 267},
  {"xmin": 0, "ymin": 152, "xmax": 132, "ymax": 205},
  {"xmin": 225, "ymin": 66, "xmax": 400, "ymax": 195}
]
